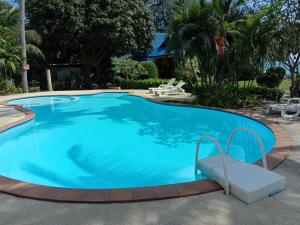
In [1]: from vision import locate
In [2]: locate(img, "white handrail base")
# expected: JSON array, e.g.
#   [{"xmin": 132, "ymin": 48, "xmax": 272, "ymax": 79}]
[{"xmin": 195, "ymin": 135, "xmax": 230, "ymax": 195}]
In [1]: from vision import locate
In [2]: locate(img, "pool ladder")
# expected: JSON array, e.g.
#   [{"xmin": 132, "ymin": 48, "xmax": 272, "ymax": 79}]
[{"xmin": 195, "ymin": 128, "xmax": 268, "ymax": 196}]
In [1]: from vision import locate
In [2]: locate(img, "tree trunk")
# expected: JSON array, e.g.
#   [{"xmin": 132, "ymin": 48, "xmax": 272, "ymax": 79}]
[
  {"xmin": 290, "ymin": 68, "xmax": 296, "ymax": 98},
  {"xmin": 19, "ymin": 0, "xmax": 29, "ymax": 93}
]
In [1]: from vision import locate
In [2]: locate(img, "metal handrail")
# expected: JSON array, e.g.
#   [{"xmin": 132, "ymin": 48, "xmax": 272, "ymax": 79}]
[
  {"xmin": 225, "ymin": 128, "xmax": 267, "ymax": 169},
  {"xmin": 195, "ymin": 135, "xmax": 230, "ymax": 195}
]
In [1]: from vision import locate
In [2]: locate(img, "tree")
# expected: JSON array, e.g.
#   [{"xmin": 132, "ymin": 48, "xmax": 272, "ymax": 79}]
[
  {"xmin": 270, "ymin": 0, "xmax": 299, "ymax": 96},
  {"xmin": 0, "ymin": 0, "xmax": 20, "ymax": 80},
  {"xmin": 169, "ymin": 0, "xmax": 245, "ymax": 87},
  {"xmin": 169, "ymin": 1, "xmax": 218, "ymax": 87},
  {"xmin": 0, "ymin": 40, "xmax": 20, "ymax": 79},
  {"xmin": 19, "ymin": 0, "xmax": 29, "ymax": 92},
  {"xmin": 0, "ymin": 0, "xmax": 44, "ymax": 88},
  {"xmin": 146, "ymin": 0, "xmax": 188, "ymax": 32},
  {"xmin": 169, "ymin": 0, "xmax": 283, "ymax": 89},
  {"xmin": 27, "ymin": 0, "xmax": 155, "ymax": 82},
  {"xmin": 231, "ymin": 4, "xmax": 280, "ymax": 83}
]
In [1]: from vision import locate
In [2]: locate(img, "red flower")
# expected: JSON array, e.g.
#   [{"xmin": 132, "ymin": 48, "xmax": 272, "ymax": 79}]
[{"xmin": 215, "ymin": 36, "xmax": 225, "ymax": 64}]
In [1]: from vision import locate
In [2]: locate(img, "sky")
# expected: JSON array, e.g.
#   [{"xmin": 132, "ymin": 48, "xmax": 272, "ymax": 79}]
[{"xmin": 4, "ymin": 0, "xmax": 18, "ymax": 7}]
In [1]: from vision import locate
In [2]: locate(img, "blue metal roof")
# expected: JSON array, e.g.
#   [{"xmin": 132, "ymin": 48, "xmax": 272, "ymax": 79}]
[
  {"xmin": 152, "ymin": 33, "xmax": 168, "ymax": 49},
  {"xmin": 147, "ymin": 33, "xmax": 169, "ymax": 58},
  {"xmin": 147, "ymin": 48, "xmax": 168, "ymax": 58}
]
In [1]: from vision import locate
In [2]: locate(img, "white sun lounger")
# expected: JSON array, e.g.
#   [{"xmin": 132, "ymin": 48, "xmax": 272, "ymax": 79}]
[
  {"xmin": 281, "ymin": 105, "xmax": 300, "ymax": 118},
  {"xmin": 149, "ymin": 78, "xmax": 176, "ymax": 94},
  {"xmin": 267, "ymin": 98, "xmax": 300, "ymax": 114},
  {"xmin": 267, "ymin": 98, "xmax": 300, "ymax": 118},
  {"xmin": 154, "ymin": 81, "xmax": 186, "ymax": 96}
]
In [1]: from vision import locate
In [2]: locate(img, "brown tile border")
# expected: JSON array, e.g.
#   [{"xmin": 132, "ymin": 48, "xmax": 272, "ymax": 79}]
[{"xmin": 0, "ymin": 92, "xmax": 293, "ymax": 203}]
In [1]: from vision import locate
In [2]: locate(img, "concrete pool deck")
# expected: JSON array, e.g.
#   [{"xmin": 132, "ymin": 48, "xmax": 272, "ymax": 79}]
[{"xmin": 0, "ymin": 90, "xmax": 299, "ymax": 224}]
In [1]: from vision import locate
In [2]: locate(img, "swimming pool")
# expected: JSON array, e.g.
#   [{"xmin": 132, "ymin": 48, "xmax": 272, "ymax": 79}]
[{"xmin": 0, "ymin": 93, "xmax": 275, "ymax": 189}]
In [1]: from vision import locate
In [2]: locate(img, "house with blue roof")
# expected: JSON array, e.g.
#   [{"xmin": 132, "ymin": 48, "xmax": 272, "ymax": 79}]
[{"xmin": 143, "ymin": 33, "xmax": 175, "ymax": 78}]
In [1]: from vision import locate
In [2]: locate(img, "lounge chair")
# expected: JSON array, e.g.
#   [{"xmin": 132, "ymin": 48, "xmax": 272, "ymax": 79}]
[
  {"xmin": 266, "ymin": 98, "xmax": 300, "ymax": 114},
  {"xmin": 149, "ymin": 78, "xmax": 176, "ymax": 94},
  {"xmin": 281, "ymin": 105, "xmax": 300, "ymax": 118},
  {"xmin": 267, "ymin": 98, "xmax": 300, "ymax": 118},
  {"xmin": 154, "ymin": 81, "xmax": 186, "ymax": 96}
]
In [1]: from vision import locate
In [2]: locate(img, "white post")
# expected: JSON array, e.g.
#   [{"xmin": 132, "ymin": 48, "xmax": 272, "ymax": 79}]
[{"xmin": 46, "ymin": 69, "xmax": 53, "ymax": 91}]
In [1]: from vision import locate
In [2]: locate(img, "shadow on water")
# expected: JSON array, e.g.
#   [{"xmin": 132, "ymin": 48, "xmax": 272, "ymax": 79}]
[
  {"xmin": 93, "ymin": 95, "xmax": 244, "ymax": 147},
  {"xmin": 22, "ymin": 144, "xmax": 187, "ymax": 188},
  {"xmin": 21, "ymin": 162, "xmax": 79, "ymax": 188},
  {"xmin": 16, "ymin": 94, "xmax": 266, "ymax": 151},
  {"xmin": 9, "ymin": 94, "xmax": 273, "ymax": 188},
  {"xmin": 12, "ymin": 94, "xmax": 271, "ymax": 157}
]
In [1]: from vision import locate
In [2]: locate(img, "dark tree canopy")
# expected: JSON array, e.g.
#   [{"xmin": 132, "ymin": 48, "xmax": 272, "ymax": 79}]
[
  {"xmin": 26, "ymin": 0, "xmax": 155, "ymax": 80},
  {"xmin": 146, "ymin": 0, "xmax": 190, "ymax": 32}
]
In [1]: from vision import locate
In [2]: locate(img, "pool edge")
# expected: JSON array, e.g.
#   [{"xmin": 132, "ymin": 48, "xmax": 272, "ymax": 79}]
[{"xmin": 0, "ymin": 92, "xmax": 292, "ymax": 203}]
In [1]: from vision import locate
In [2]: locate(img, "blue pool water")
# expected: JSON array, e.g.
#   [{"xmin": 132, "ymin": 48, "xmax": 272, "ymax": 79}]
[{"xmin": 0, "ymin": 93, "xmax": 275, "ymax": 189}]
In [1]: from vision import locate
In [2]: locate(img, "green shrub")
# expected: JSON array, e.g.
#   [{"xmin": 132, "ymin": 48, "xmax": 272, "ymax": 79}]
[
  {"xmin": 0, "ymin": 79, "xmax": 23, "ymax": 95},
  {"xmin": 112, "ymin": 57, "xmax": 147, "ymax": 80},
  {"xmin": 141, "ymin": 62, "xmax": 158, "ymax": 79},
  {"xmin": 193, "ymin": 85, "xmax": 283, "ymax": 109},
  {"xmin": 29, "ymin": 80, "xmax": 41, "ymax": 92},
  {"xmin": 29, "ymin": 86, "xmax": 41, "ymax": 92},
  {"xmin": 116, "ymin": 77, "xmax": 174, "ymax": 89},
  {"xmin": 257, "ymin": 67, "xmax": 286, "ymax": 88}
]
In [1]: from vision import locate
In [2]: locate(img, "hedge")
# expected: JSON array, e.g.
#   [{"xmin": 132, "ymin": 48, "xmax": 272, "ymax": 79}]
[
  {"xmin": 193, "ymin": 85, "xmax": 283, "ymax": 109},
  {"xmin": 116, "ymin": 78, "xmax": 175, "ymax": 89}
]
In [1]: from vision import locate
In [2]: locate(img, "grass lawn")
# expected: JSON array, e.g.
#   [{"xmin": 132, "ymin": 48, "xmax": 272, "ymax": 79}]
[
  {"xmin": 238, "ymin": 79, "xmax": 291, "ymax": 91},
  {"xmin": 279, "ymin": 79, "xmax": 291, "ymax": 91}
]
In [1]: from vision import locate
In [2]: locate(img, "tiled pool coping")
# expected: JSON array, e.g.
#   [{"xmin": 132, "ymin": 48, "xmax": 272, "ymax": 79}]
[{"xmin": 0, "ymin": 92, "xmax": 292, "ymax": 203}]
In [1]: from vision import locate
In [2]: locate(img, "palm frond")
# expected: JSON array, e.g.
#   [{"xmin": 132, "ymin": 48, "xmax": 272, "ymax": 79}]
[
  {"xmin": 26, "ymin": 30, "xmax": 43, "ymax": 46},
  {"xmin": 26, "ymin": 44, "xmax": 45, "ymax": 60}
]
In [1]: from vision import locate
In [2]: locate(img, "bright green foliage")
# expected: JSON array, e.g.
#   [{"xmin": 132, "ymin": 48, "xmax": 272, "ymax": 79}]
[
  {"xmin": 141, "ymin": 62, "xmax": 158, "ymax": 79},
  {"xmin": 0, "ymin": 0, "xmax": 43, "ymax": 87},
  {"xmin": 232, "ymin": 5, "xmax": 280, "ymax": 81},
  {"xmin": 0, "ymin": 0, "xmax": 18, "ymax": 40},
  {"xmin": 0, "ymin": 79, "xmax": 22, "ymax": 94},
  {"xmin": 112, "ymin": 57, "xmax": 148, "ymax": 80},
  {"xmin": 257, "ymin": 67, "xmax": 286, "ymax": 88},
  {"xmin": 169, "ymin": 0, "xmax": 246, "ymax": 87},
  {"xmin": 0, "ymin": 1, "xmax": 20, "ymax": 80},
  {"xmin": 0, "ymin": 40, "xmax": 20, "ymax": 79},
  {"xmin": 169, "ymin": 1, "xmax": 281, "ymax": 85},
  {"xmin": 27, "ymin": 0, "xmax": 155, "ymax": 80}
]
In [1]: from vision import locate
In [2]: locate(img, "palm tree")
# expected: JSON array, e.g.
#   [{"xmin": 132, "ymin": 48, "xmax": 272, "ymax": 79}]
[
  {"xmin": 0, "ymin": 1, "xmax": 44, "ymax": 91},
  {"xmin": 26, "ymin": 29, "xmax": 45, "ymax": 60},
  {"xmin": 169, "ymin": 0, "xmax": 244, "ymax": 86},
  {"xmin": 0, "ymin": 39, "xmax": 21, "ymax": 79},
  {"xmin": 235, "ymin": 5, "xmax": 279, "ymax": 79},
  {"xmin": 19, "ymin": 0, "xmax": 29, "ymax": 92}
]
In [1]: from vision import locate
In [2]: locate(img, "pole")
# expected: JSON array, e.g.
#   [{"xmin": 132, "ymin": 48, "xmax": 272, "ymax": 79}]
[
  {"xmin": 19, "ymin": 0, "xmax": 29, "ymax": 93},
  {"xmin": 46, "ymin": 69, "xmax": 53, "ymax": 91}
]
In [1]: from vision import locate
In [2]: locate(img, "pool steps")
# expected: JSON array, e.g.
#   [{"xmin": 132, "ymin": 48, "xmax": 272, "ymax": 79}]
[{"xmin": 195, "ymin": 128, "xmax": 285, "ymax": 204}]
